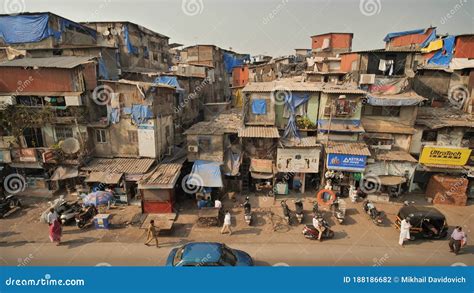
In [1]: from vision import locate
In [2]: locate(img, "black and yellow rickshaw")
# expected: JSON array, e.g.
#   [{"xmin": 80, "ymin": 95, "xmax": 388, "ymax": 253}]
[{"xmin": 395, "ymin": 205, "xmax": 448, "ymax": 239}]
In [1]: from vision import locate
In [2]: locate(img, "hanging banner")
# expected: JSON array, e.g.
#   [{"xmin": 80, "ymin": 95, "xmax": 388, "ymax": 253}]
[{"xmin": 419, "ymin": 147, "xmax": 471, "ymax": 166}]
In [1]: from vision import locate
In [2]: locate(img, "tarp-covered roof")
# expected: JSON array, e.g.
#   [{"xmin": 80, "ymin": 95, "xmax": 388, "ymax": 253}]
[
  {"xmin": 367, "ymin": 91, "xmax": 426, "ymax": 106},
  {"xmin": 50, "ymin": 166, "xmax": 78, "ymax": 181},
  {"xmin": 187, "ymin": 160, "xmax": 223, "ymax": 188}
]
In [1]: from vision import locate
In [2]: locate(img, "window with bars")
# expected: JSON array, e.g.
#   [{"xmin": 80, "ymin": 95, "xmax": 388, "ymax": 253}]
[
  {"xmin": 55, "ymin": 126, "xmax": 73, "ymax": 141},
  {"xmin": 128, "ymin": 130, "xmax": 138, "ymax": 143}
]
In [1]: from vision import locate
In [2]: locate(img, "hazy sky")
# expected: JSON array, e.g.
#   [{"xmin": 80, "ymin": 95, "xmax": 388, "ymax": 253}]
[{"xmin": 6, "ymin": 0, "xmax": 474, "ymax": 56}]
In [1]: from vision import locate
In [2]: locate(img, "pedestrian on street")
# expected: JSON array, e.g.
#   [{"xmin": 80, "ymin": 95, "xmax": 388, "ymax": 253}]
[
  {"xmin": 449, "ymin": 226, "xmax": 467, "ymax": 255},
  {"xmin": 399, "ymin": 217, "xmax": 411, "ymax": 247},
  {"xmin": 221, "ymin": 210, "xmax": 232, "ymax": 235},
  {"xmin": 144, "ymin": 220, "xmax": 159, "ymax": 247},
  {"xmin": 49, "ymin": 218, "xmax": 62, "ymax": 246},
  {"xmin": 47, "ymin": 208, "xmax": 58, "ymax": 226},
  {"xmin": 313, "ymin": 215, "xmax": 324, "ymax": 242}
]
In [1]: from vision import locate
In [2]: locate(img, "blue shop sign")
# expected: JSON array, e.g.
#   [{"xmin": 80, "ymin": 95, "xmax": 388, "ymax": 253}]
[{"xmin": 327, "ymin": 153, "xmax": 367, "ymax": 171}]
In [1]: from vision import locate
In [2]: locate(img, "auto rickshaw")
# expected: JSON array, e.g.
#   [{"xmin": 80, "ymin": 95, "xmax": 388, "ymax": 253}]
[{"xmin": 395, "ymin": 205, "xmax": 448, "ymax": 239}]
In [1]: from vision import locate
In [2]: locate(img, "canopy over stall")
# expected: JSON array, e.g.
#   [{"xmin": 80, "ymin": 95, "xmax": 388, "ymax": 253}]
[{"xmin": 187, "ymin": 160, "xmax": 223, "ymax": 188}]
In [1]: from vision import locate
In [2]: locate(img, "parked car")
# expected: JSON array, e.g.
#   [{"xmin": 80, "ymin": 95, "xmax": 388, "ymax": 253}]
[
  {"xmin": 166, "ymin": 242, "xmax": 254, "ymax": 266},
  {"xmin": 395, "ymin": 205, "xmax": 448, "ymax": 239}
]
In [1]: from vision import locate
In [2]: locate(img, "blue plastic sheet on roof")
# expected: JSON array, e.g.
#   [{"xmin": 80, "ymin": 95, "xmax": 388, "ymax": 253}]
[
  {"xmin": 428, "ymin": 35, "xmax": 455, "ymax": 67},
  {"xmin": 251, "ymin": 99, "xmax": 267, "ymax": 114},
  {"xmin": 420, "ymin": 29, "xmax": 437, "ymax": 48},
  {"xmin": 282, "ymin": 93, "xmax": 310, "ymax": 139},
  {"xmin": 154, "ymin": 76, "xmax": 184, "ymax": 92},
  {"xmin": 383, "ymin": 28, "xmax": 425, "ymax": 42},
  {"xmin": 223, "ymin": 52, "xmax": 250, "ymax": 74},
  {"xmin": 123, "ymin": 25, "xmax": 138, "ymax": 54},
  {"xmin": 0, "ymin": 14, "xmax": 61, "ymax": 44},
  {"xmin": 187, "ymin": 160, "xmax": 223, "ymax": 188},
  {"xmin": 131, "ymin": 104, "xmax": 153, "ymax": 125}
]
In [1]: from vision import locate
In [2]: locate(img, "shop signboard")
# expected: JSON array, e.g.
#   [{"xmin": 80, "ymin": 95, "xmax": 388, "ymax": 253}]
[
  {"xmin": 327, "ymin": 153, "xmax": 367, "ymax": 172},
  {"xmin": 419, "ymin": 146, "xmax": 471, "ymax": 166}
]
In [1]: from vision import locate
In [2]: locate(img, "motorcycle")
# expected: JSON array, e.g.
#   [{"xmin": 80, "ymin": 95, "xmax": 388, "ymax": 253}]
[
  {"xmin": 243, "ymin": 196, "xmax": 252, "ymax": 226},
  {"xmin": 294, "ymin": 199, "xmax": 304, "ymax": 224},
  {"xmin": 302, "ymin": 215, "xmax": 335, "ymax": 240},
  {"xmin": 331, "ymin": 198, "xmax": 346, "ymax": 224},
  {"xmin": 363, "ymin": 200, "xmax": 384, "ymax": 225},
  {"xmin": 0, "ymin": 195, "xmax": 22, "ymax": 218},
  {"xmin": 75, "ymin": 205, "xmax": 98, "ymax": 229},
  {"xmin": 55, "ymin": 201, "xmax": 82, "ymax": 225},
  {"xmin": 280, "ymin": 200, "xmax": 291, "ymax": 225}
]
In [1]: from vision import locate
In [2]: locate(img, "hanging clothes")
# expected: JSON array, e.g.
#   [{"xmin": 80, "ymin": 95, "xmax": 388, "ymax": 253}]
[{"xmin": 378, "ymin": 59, "xmax": 387, "ymax": 71}]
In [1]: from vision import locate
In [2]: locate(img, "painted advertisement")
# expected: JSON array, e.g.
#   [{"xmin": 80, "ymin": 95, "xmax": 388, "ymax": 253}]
[{"xmin": 419, "ymin": 146, "xmax": 471, "ymax": 166}]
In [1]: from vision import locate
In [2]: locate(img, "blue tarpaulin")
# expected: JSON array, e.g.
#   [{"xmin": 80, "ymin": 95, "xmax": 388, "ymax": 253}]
[
  {"xmin": 0, "ymin": 14, "xmax": 61, "ymax": 44},
  {"xmin": 154, "ymin": 76, "xmax": 184, "ymax": 92},
  {"xmin": 131, "ymin": 104, "xmax": 153, "ymax": 125},
  {"xmin": 251, "ymin": 99, "xmax": 267, "ymax": 114},
  {"xmin": 282, "ymin": 93, "xmax": 310, "ymax": 139},
  {"xmin": 81, "ymin": 191, "xmax": 114, "ymax": 207},
  {"xmin": 109, "ymin": 108, "xmax": 120, "ymax": 124},
  {"xmin": 123, "ymin": 25, "xmax": 138, "ymax": 54},
  {"xmin": 187, "ymin": 160, "xmax": 223, "ymax": 188},
  {"xmin": 383, "ymin": 28, "xmax": 426, "ymax": 42},
  {"xmin": 98, "ymin": 58, "xmax": 109, "ymax": 80},
  {"xmin": 223, "ymin": 52, "xmax": 250, "ymax": 74},
  {"xmin": 428, "ymin": 36, "xmax": 455, "ymax": 67},
  {"xmin": 420, "ymin": 29, "xmax": 437, "ymax": 48}
]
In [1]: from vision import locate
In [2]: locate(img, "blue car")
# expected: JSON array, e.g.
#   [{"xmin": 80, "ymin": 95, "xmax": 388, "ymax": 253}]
[{"xmin": 166, "ymin": 242, "xmax": 254, "ymax": 266}]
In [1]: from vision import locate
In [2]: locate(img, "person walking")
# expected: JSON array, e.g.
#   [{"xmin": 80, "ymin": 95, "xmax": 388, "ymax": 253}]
[
  {"xmin": 399, "ymin": 217, "xmax": 411, "ymax": 247},
  {"xmin": 449, "ymin": 226, "xmax": 467, "ymax": 255},
  {"xmin": 221, "ymin": 210, "xmax": 232, "ymax": 235},
  {"xmin": 144, "ymin": 220, "xmax": 159, "ymax": 247},
  {"xmin": 49, "ymin": 218, "xmax": 62, "ymax": 246},
  {"xmin": 313, "ymin": 215, "xmax": 325, "ymax": 242},
  {"xmin": 47, "ymin": 208, "xmax": 58, "ymax": 226}
]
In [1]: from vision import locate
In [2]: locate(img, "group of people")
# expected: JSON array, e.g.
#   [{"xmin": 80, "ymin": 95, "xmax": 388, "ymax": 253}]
[{"xmin": 399, "ymin": 217, "xmax": 467, "ymax": 254}]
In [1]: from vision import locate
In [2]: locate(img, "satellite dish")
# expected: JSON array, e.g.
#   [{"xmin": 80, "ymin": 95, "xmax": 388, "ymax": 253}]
[{"xmin": 60, "ymin": 138, "xmax": 80, "ymax": 154}]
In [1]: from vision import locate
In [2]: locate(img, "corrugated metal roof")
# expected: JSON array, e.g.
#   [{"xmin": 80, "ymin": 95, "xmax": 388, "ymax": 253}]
[
  {"xmin": 376, "ymin": 150, "xmax": 417, "ymax": 163},
  {"xmin": 325, "ymin": 142, "xmax": 371, "ymax": 156},
  {"xmin": 81, "ymin": 158, "xmax": 155, "ymax": 174},
  {"xmin": 242, "ymin": 81, "xmax": 322, "ymax": 92},
  {"xmin": 340, "ymin": 48, "xmax": 421, "ymax": 54},
  {"xmin": 184, "ymin": 110, "xmax": 242, "ymax": 135},
  {"xmin": 282, "ymin": 136, "xmax": 321, "ymax": 148},
  {"xmin": 416, "ymin": 107, "xmax": 474, "ymax": 129},
  {"xmin": 322, "ymin": 88, "xmax": 367, "ymax": 94},
  {"xmin": 84, "ymin": 172, "xmax": 123, "ymax": 184},
  {"xmin": 139, "ymin": 163, "xmax": 182, "ymax": 187},
  {"xmin": 0, "ymin": 56, "xmax": 95, "ymax": 69},
  {"xmin": 238, "ymin": 126, "xmax": 280, "ymax": 138}
]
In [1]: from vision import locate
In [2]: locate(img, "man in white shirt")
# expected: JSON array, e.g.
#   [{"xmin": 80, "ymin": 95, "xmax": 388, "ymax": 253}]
[
  {"xmin": 221, "ymin": 210, "xmax": 232, "ymax": 235},
  {"xmin": 214, "ymin": 199, "xmax": 222, "ymax": 209},
  {"xmin": 313, "ymin": 216, "xmax": 325, "ymax": 241},
  {"xmin": 47, "ymin": 208, "xmax": 58, "ymax": 226}
]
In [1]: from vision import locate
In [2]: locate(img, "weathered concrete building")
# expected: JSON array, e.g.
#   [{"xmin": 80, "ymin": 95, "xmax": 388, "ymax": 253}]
[{"xmin": 311, "ymin": 32, "xmax": 353, "ymax": 57}]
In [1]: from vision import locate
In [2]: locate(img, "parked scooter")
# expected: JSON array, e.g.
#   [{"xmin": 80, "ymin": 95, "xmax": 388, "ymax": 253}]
[
  {"xmin": 75, "ymin": 205, "xmax": 98, "ymax": 229},
  {"xmin": 302, "ymin": 214, "xmax": 335, "ymax": 240},
  {"xmin": 0, "ymin": 195, "xmax": 22, "ymax": 218},
  {"xmin": 56, "ymin": 201, "xmax": 82, "ymax": 225},
  {"xmin": 280, "ymin": 200, "xmax": 291, "ymax": 225},
  {"xmin": 363, "ymin": 200, "xmax": 384, "ymax": 225},
  {"xmin": 331, "ymin": 198, "xmax": 346, "ymax": 224},
  {"xmin": 243, "ymin": 196, "xmax": 252, "ymax": 225},
  {"xmin": 294, "ymin": 199, "xmax": 304, "ymax": 224}
]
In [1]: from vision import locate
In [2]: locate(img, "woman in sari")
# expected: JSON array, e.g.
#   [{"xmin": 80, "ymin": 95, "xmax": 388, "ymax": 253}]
[{"xmin": 49, "ymin": 218, "xmax": 62, "ymax": 245}]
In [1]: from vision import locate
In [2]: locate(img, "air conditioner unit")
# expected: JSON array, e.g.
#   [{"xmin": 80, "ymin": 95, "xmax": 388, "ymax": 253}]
[
  {"xmin": 188, "ymin": 145, "xmax": 198, "ymax": 153},
  {"xmin": 359, "ymin": 74, "xmax": 375, "ymax": 85}
]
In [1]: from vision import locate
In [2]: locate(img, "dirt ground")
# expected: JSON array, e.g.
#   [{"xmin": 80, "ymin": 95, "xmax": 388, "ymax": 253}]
[{"xmin": 1, "ymin": 190, "xmax": 473, "ymax": 252}]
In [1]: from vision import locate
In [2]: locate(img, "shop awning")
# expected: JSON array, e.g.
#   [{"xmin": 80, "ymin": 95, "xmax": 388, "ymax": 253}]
[
  {"xmin": 187, "ymin": 160, "xmax": 223, "ymax": 188},
  {"xmin": 50, "ymin": 166, "xmax": 79, "ymax": 181},
  {"xmin": 378, "ymin": 175, "xmax": 406, "ymax": 186},
  {"xmin": 85, "ymin": 171, "xmax": 123, "ymax": 184}
]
